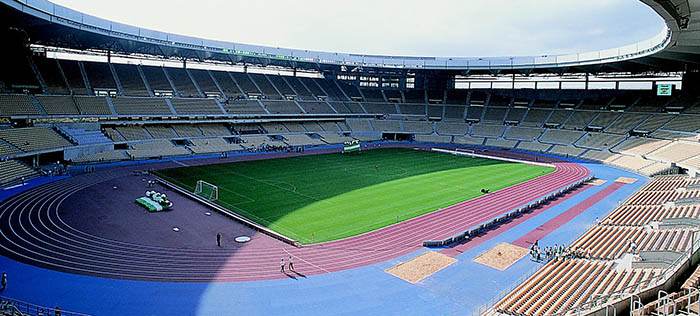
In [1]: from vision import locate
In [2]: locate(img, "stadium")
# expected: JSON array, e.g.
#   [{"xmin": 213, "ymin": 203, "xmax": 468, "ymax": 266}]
[{"xmin": 0, "ymin": 0, "xmax": 698, "ymax": 315}]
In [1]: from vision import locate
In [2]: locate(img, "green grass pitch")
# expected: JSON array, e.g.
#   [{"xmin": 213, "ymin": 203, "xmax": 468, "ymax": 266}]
[{"xmin": 155, "ymin": 148, "xmax": 554, "ymax": 244}]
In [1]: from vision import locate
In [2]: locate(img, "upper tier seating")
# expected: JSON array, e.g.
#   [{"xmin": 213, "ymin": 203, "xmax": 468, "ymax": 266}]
[
  {"xmin": 224, "ymin": 100, "xmax": 266, "ymax": 114},
  {"xmin": 210, "ymin": 71, "xmax": 243, "ymax": 98},
  {"xmin": 521, "ymin": 108, "xmax": 552, "ymax": 127},
  {"xmin": 471, "ymin": 124, "xmax": 505, "ymax": 138},
  {"xmin": 34, "ymin": 58, "xmax": 69, "ymax": 94},
  {"xmin": 605, "ymin": 113, "xmax": 649, "ymax": 134},
  {"xmin": 171, "ymin": 98, "xmax": 223, "ymax": 115},
  {"xmin": 166, "ymin": 68, "xmax": 200, "ymax": 97},
  {"xmin": 199, "ymin": 124, "xmax": 232, "ymax": 137},
  {"xmin": 141, "ymin": 66, "xmax": 172, "ymax": 92},
  {"xmin": 267, "ymin": 75, "xmax": 295, "ymax": 97},
  {"xmin": 539, "ymin": 129, "xmax": 585, "ymax": 145},
  {"xmin": 284, "ymin": 77, "xmax": 314, "ymax": 100},
  {"xmin": 112, "ymin": 97, "xmax": 172, "ymax": 116},
  {"xmin": 83, "ymin": 61, "xmax": 117, "ymax": 91},
  {"xmin": 249, "ymin": 73, "xmax": 281, "ymax": 99},
  {"xmin": 0, "ymin": 94, "xmax": 40, "ymax": 116},
  {"xmin": 504, "ymin": 127, "xmax": 544, "ymax": 141},
  {"xmin": 575, "ymin": 133, "xmax": 626, "ymax": 150},
  {"xmin": 264, "ymin": 101, "xmax": 302, "ymax": 114},
  {"xmin": 371, "ymin": 120, "xmax": 402, "ymax": 132},
  {"xmin": 59, "ymin": 60, "xmax": 90, "ymax": 95},
  {"xmin": 35, "ymin": 95, "xmax": 80, "ymax": 115},
  {"xmin": 113, "ymin": 64, "xmax": 149, "ymax": 96},
  {"xmin": 230, "ymin": 73, "xmax": 260, "ymax": 95},
  {"xmin": 436, "ymin": 122, "xmax": 468, "ymax": 135},
  {"xmin": 72, "ymin": 96, "xmax": 110, "ymax": 115},
  {"xmin": 189, "ymin": 69, "xmax": 220, "ymax": 96}
]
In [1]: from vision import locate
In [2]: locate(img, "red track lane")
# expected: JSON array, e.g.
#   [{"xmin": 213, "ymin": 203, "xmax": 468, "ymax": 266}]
[
  {"xmin": 0, "ymin": 160, "xmax": 590, "ymax": 282},
  {"xmin": 512, "ymin": 182, "xmax": 626, "ymax": 249}
]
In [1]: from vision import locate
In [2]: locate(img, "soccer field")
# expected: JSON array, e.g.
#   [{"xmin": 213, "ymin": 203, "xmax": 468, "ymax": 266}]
[{"xmin": 155, "ymin": 148, "xmax": 554, "ymax": 243}]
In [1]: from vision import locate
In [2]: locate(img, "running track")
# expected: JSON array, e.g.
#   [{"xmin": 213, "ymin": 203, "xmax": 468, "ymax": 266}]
[{"xmin": 0, "ymin": 160, "xmax": 589, "ymax": 282}]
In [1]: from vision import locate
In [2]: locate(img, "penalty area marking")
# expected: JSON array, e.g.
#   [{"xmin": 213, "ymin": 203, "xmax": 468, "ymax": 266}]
[{"xmin": 385, "ymin": 251, "xmax": 457, "ymax": 284}]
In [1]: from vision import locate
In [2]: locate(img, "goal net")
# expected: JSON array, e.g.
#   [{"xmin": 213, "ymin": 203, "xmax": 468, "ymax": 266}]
[{"xmin": 194, "ymin": 180, "xmax": 219, "ymax": 201}]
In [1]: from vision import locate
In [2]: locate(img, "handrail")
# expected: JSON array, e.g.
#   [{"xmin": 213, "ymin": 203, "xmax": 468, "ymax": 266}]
[{"xmin": 0, "ymin": 296, "xmax": 92, "ymax": 316}]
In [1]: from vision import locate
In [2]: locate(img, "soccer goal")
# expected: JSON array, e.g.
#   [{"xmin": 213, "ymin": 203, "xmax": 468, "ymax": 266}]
[{"xmin": 194, "ymin": 180, "xmax": 219, "ymax": 201}]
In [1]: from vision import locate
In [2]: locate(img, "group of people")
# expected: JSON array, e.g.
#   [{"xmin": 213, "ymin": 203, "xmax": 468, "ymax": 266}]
[
  {"xmin": 529, "ymin": 240, "xmax": 593, "ymax": 262},
  {"xmin": 280, "ymin": 256, "xmax": 295, "ymax": 273},
  {"xmin": 244, "ymin": 144, "xmax": 303, "ymax": 153}
]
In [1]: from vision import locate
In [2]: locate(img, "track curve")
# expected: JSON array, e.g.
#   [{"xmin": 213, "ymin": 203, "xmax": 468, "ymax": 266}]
[{"xmin": 0, "ymin": 160, "xmax": 589, "ymax": 282}]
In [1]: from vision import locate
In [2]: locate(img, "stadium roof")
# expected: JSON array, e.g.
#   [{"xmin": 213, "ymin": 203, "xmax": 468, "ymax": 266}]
[{"xmin": 1, "ymin": 0, "xmax": 699, "ymax": 74}]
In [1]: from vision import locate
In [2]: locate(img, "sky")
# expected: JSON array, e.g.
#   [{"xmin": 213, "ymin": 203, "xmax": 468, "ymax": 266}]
[{"xmin": 49, "ymin": 0, "xmax": 665, "ymax": 58}]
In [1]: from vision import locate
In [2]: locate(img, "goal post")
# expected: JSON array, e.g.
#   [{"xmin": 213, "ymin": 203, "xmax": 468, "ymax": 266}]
[{"xmin": 194, "ymin": 180, "xmax": 219, "ymax": 201}]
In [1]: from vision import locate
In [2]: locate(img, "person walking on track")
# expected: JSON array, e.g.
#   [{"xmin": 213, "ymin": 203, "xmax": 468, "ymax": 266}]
[
  {"xmin": 280, "ymin": 258, "xmax": 285, "ymax": 273},
  {"xmin": 288, "ymin": 256, "xmax": 295, "ymax": 272},
  {"xmin": 216, "ymin": 233, "xmax": 222, "ymax": 247}
]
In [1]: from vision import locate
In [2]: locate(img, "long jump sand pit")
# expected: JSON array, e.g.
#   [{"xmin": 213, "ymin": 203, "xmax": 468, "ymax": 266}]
[
  {"xmin": 589, "ymin": 179, "xmax": 608, "ymax": 186},
  {"xmin": 616, "ymin": 177, "xmax": 638, "ymax": 184},
  {"xmin": 386, "ymin": 251, "xmax": 457, "ymax": 284},
  {"xmin": 474, "ymin": 243, "xmax": 529, "ymax": 271}
]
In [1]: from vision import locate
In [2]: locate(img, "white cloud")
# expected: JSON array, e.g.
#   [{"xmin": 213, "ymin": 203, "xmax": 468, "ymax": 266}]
[{"xmin": 49, "ymin": 0, "xmax": 665, "ymax": 57}]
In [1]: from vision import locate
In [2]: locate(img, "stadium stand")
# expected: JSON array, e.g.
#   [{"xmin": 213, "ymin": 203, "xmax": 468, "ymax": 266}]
[
  {"xmin": 73, "ymin": 96, "xmax": 111, "ymax": 115},
  {"xmin": 494, "ymin": 175, "xmax": 700, "ymax": 316},
  {"xmin": 127, "ymin": 139, "xmax": 191, "ymax": 159},
  {"xmin": 34, "ymin": 57, "xmax": 70, "ymax": 95},
  {"xmin": 504, "ymin": 127, "xmax": 543, "ymax": 141},
  {"xmin": 0, "ymin": 127, "xmax": 72, "ymax": 152},
  {"xmin": 0, "ymin": 160, "xmax": 38, "ymax": 185},
  {"xmin": 141, "ymin": 66, "xmax": 173, "ymax": 94},
  {"xmin": 0, "ymin": 94, "xmax": 40, "ymax": 116},
  {"xmin": 471, "ymin": 124, "xmax": 505, "ymax": 138},
  {"xmin": 58, "ymin": 60, "xmax": 90, "ymax": 95},
  {"xmin": 230, "ymin": 72, "xmax": 260, "ymax": 95},
  {"xmin": 112, "ymin": 97, "xmax": 172, "ymax": 116},
  {"xmin": 83, "ymin": 61, "xmax": 117, "ymax": 92},
  {"xmin": 264, "ymin": 101, "xmax": 303, "ymax": 114},
  {"xmin": 35, "ymin": 95, "xmax": 80, "ymax": 115},
  {"xmin": 113, "ymin": 63, "xmax": 150, "ymax": 96},
  {"xmin": 539, "ymin": 129, "xmax": 585, "ymax": 145},
  {"xmin": 187, "ymin": 137, "xmax": 242, "ymax": 154},
  {"xmin": 211, "ymin": 71, "xmax": 243, "ymax": 98},
  {"xmin": 436, "ymin": 122, "xmax": 468, "ymax": 135},
  {"xmin": 166, "ymin": 68, "xmax": 200, "ymax": 98},
  {"xmin": 189, "ymin": 69, "xmax": 220, "ymax": 97},
  {"xmin": 171, "ymin": 98, "xmax": 223, "ymax": 115},
  {"xmin": 249, "ymin": 73, "xmax": 281, "ymax": 99}
]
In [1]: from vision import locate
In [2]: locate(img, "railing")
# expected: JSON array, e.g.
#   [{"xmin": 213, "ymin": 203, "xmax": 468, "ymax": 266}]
[{"xmin": 0, "ymin": 296, "xmax": 91, "ymax": 316}]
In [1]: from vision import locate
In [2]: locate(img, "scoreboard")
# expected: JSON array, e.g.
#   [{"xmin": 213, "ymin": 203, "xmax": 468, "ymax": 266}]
[{"xmin": 657, "ymin": 83, "xmax": 673, "ymax": 96}]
